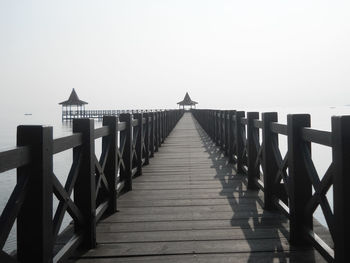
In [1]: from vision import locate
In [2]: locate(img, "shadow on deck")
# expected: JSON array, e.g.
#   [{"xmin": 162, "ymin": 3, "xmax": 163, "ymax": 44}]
[{"xmin": 73, "ymin": 112, "xmax": 327, "ymax": 262}]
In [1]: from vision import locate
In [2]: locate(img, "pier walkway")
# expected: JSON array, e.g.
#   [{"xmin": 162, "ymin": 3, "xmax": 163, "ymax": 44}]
[{"xmin": 74, "ymin": 113, "xmax": 326, "ymax": 262}]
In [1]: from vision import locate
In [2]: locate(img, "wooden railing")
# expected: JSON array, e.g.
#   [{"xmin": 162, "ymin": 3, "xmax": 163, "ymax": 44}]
[
  {"xmin": 0, "ymin": 110, "xmax": 183, "ymax": 263},
  {"xmin": 61, "ymin": 109, "xmax": 162, "ymax": 120},
  {"xmin": 192, "ymin": 109, "xmax": 350, "ymax": 263}
]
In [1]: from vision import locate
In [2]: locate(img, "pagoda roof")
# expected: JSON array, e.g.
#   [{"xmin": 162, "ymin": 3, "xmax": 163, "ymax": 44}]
[
  {"xmin": 59, "ymin": 89, "xmax": 88, "ymax": 106},
  {"xmin": 177, "ymin": 92, "xmax": 198, "ymax": 106}
]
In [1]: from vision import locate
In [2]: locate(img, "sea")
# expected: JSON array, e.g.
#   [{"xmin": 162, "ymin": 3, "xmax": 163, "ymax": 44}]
[{"xmin": 0, "ymin": 105, "xmax": 349, "ymax": 252}]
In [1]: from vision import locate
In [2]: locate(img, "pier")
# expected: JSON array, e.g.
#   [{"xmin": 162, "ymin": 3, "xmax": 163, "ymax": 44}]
[{"xmin": 0, "ymin": 109, "xmax": 349, "ymax": 263}]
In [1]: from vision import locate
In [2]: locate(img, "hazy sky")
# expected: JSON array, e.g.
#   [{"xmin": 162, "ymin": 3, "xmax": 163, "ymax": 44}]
[{"xmin": 1, "ymin": 0, "xmax": 350, "ymax": 113}]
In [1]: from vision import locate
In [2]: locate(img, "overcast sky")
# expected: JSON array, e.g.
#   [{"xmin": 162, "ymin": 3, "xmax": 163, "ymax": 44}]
[{"xmin": 1, "ymin": 0, "xmax": 350, "ymax": 113}]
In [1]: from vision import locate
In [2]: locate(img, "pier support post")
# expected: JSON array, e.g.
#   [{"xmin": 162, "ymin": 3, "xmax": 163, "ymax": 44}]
[
  {"xmin": 332, "ymin": 116, "xmax": 350, "ymax": 262},
  {"xmin": 119, "ymin": 113, "xmax": 133, "ymax": 191},
  {"xmin": 287, "ymin": 114, "xmax": 312, "ymax": 244},
  {"xmin": 262, "ymin": 112, "xmax": 278, "ymax": 210},
  {"xmin": 17, "ymin": 125, "xmax": 53, "ymax": 263},
  {"xmin": 247, "ymin": 112, "xmax": 260, "ymax": 190},
  {"xmin": 73, "ymin": 119, "xmax": 96, "ymax": 249},
  {"xmin": 102, "ymin": 116, "xmax": 118, "ymax": 214}
]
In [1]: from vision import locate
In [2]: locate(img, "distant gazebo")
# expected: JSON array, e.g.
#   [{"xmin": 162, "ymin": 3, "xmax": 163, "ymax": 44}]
[
  {"xmin": 177, "ymin": 92, "xmax": 198, "ymax": 109},
  {"xmin": 59, "ymin": 88, "xmax": 88, "ymax": 120}
]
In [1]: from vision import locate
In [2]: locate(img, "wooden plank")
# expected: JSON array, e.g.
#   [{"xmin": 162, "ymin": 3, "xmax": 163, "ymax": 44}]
[
  {"xmin": 96, "ymin": 228, "xmax": 289, "ymax": 243},
  {"xmin": 76, "ymin": 251, "xmax": 327, "ymax": 263},
  {"xmin": 79, "ymin": 238, "xmax": 293, "ymax": 257},
  {"xmin": 117, "ymin": 197, "xmax": 263, "ymax": 207},
  {"xmin": 96, "ymin": 218, "xmax": 289, "ymax": 233}
]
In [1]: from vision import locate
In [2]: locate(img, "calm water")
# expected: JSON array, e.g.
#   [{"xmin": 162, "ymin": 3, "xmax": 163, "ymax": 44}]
[{"xmin": 0, "ymin": 106, "xmax": 349, "ymax": 252}]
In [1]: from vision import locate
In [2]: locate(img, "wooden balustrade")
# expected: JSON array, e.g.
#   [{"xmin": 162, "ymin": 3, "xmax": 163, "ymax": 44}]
[
  {"xmin": 192, "ymin": 109, "xmax": 350, "ymax": 263},
  {"xmin": 0, "ymin": 109, "xmax": 183, "ymax": 263},
  {"xmin": 61, "ymin": 109, "xmax": 165, "ymax": 120}
]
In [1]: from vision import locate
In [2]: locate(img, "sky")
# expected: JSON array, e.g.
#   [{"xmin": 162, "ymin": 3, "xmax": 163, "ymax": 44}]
[{"xmin": 1, "ymin": 0, "xmax": 350, "ymax": 113}]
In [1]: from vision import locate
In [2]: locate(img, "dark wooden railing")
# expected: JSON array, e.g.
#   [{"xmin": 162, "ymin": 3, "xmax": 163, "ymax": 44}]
[
  {"xmin": 61, "ymin": 109, "xmax": 161, "ymax": 120},
  {"xmin": 192, "ymin": 109, "xmax": 350, "ymax": 263},
  {"xmin": 0, "ymin": 110, "xmax": 183, "ymax": 263}
]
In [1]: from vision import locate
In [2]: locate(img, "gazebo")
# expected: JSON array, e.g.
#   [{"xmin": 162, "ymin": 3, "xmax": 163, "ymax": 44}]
[
  {"xmin": 59, "ymin": 89, "xmax": 88, "ymax": 120},
  {"xmin": 177, "ymin": 92, "xmax": 198, "ymax": 109}
]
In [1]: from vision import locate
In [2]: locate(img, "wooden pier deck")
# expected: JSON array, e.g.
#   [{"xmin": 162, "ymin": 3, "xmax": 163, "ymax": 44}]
[{"xmin": 74, "ymin": 112, "xmax": 327, "ymax": 262}]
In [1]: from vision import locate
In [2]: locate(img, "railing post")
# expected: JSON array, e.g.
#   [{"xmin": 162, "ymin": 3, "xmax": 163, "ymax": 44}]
[
  {"xmin": 224, "ymin": 111, "xmax": 229, "ymax": 155},
  {"xmin": 332, "ymin": 116, "xmax": 350, "ymax": 262},
  {"xmin": 235, "ymin": 111, "xmax": 245, "ymax": 174},
  {"xmin": 219, "ymin": 111, "xmax": 224, "ymax": 148},
  {"xmin": 150, "ymin": 112, "xmax": 155, "ymax": 157},
  {"xmin": 287, "ymin": 114, "xmax": 312, "ymax": 245},
  {"xmin": 102, "ymin": 116, "xmax": 118, "ymax": 214},
  {"xmin": 211, "ymin": 110, "xmax": 215, "ymax": 140},
  {"xmin": 144, "ymin": 113, "xmax": 150, "ymax": 165},
  {"xmin": 17, "ymin": 126, "xmax": 53, "ymax": 263},
  {"xmin": 73, "ymin": 119, "xmax": 96, "ymax": 249},
  {"xmin": 222, "ymin": 111, "xmax": 226, "ymax": 150},
  {"xmin": 219, "ymin": 111, "xmax": 224, "ymax": 147},
  {"xmin": 228, "ymin": 110, "xmax": 236, "ymax": 163},
  {"xmin": 210, "ymin": 111, "xmax": 213, "ymax": 141},
  {"xmin": 119, "ymin": 113, "xmax": 133, "ymax": 191},
  {"xmin": 212, "ymin": 110, "xmax": 216, "ymax": 142},
  {"xmin": 159, "ymin": 111, "xmax": 163, "ymax": 144},
  {"xmin": 155, "ymin": 112, "xmax": 160, "ymax": 151},
  {"xmin": 158, "ymin": 111, "xmax": 161, "ymax": 148},
  {"xmin": 163, "ymin": 111, "xmax": 166, "ymax": 141},
  {"xmin": 134, "ymin": 113, "xmax": 143, "ymax": 176},
  {"xmin": 261, "ymin": 112, "xmax": 278, "ymax": 210},
  {"xmin": 165, "ymin": 111, "xmax": 169, "ymax": 137},
  {"xmin": 163, "ymin": 111, "xmax": 166, "ymax": 139},
  {"xmin": 216, "ymin": 111, "xmax": 220, "ymax": 145},
  {"xmin": 247, "ymin": 112, "xmax": 260, "ymax": 190}
]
